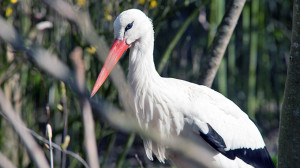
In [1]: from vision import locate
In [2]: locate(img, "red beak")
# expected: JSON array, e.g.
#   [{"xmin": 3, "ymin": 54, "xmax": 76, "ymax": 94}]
[{"xmin": 90, "ymin": 39, "xmax": 129, "ymax": 97}]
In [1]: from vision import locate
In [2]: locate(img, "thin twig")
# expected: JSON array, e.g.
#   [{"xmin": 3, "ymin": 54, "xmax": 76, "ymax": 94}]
[
  {"xmin": 70, "ymin": 47, "xmax": 100, "ymax": 168},
  {"xmin": 29, "ymin": 129, "xmax": 90, "ymax": 168},
  {"xmin": 0, "ymin": 89, "xmax": 50, "ymax": 168},
  {"xmin": 134, "ymin": 154, "xmax": 144, "ymax": 168},
  {"xmin": 60, "ymin": 82, "xmax": 68, "ymax": 168},
  {"xmin": 46, "ymin": 124, "xmax": 54, "ymax": 168},
  {"xmin": 157, "ymin": 3, "xmax": 207, "ymax": 73},
  {"xmin": 0, "ymin": 110, "xmax": 90, "ymax": 168},
  {"xmin": 0, "ymin": 62, "xmax": 21, "ymax": 85},
  {"xmin": 101, "ymin": 133, "xmax": 116, "ymax": 167},
  {"xmin": 199, "ymin": 0, "xmax": 246, "ymax": 87}
]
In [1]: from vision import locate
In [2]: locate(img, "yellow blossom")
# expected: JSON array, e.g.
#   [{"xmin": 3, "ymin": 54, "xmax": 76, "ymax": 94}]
[
  {"xmin": 149, "ymin": 0, "xmax": 157, "ymax": 9},
  {"xmin": 138, "ymin": 0, "xmax": 145, "ymax": 5},
  {"xmin": 105, "ymin": 14, "xmax": 112, "ymax": 21},
  {"xmin": 6, "ymin": 8, "xmax": 13, "ymax": 17},
  {"xmin": 76, "ymin": 0, "xmax": 85, "ymax": 7},
  {"xmin": 11, "ymin": 0, "xmax": 18, "ymax": 4},
  {"xmin": 104, "ymin": 7, "xmax": 112, "ymax": 21},
  {"xmin": 86, "ymin": 46, "xmax": 96, "ymax": 54}
]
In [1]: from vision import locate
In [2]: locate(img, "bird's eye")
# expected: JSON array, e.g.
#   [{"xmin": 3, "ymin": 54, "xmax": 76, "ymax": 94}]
[{"xmin": 125, "ymin": 22, "xmax": 134, "ymax": 32}]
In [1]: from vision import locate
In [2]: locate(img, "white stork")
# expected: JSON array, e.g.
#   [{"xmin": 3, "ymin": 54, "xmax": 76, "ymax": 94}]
[{"xmin": 91, "ymin": 9, "xmax": 275, "ymax": 168}]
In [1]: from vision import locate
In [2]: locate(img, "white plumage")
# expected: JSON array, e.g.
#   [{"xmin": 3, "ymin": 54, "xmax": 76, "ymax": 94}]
[{"xmin": 91, "ymin": 9, "xmax": 274, "ymax": 168}]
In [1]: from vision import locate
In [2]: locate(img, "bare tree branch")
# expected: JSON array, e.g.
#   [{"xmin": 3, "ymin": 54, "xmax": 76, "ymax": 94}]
[
  {"xmin": 0, "ymin": 152, "xmax": 17, "ymax": 168},
  {"xmin": 44, "ymin": 0, "xmax": 134, "ymax": 113},
  {"xmin": 0, "ymin": 89, "xmax": 50, "ymax": 168},
  {"xmin": 199, "ymin": 0, "xmax": 246, "ymax": 87},
  {"xmin": 28, "ymin": 127, "xmax": 90, "ymax": 168},
  {"xmin": 70, "ymin": 47, "xmax": 100, "ymax": 168}
]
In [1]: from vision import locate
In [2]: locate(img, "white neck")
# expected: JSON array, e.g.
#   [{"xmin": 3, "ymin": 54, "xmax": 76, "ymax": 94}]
[
  {"xmin": 128, "ymin": 30, "xmax": 160, "ymax": 92},
  {"xmin": 127, "ymin": 25, "xmax": 181, "ymax": 162}
]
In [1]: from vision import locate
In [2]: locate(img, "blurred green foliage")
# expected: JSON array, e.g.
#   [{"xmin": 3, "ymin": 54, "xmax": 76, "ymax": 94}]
[{"xmin": 0, "ymin": 0, "xmax": 292, "ymax": 167}]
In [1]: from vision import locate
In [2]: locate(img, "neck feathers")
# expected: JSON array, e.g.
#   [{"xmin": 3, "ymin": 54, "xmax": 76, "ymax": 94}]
[{"xmin": 128, "ymin": 28, "xmax": 159, "ymax": 91}]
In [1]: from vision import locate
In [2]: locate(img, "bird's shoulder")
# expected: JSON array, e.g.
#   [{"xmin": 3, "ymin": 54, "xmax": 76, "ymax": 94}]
[{"xmin": 162, "ymin": 77, "xmax": 246, "ymax": 119}]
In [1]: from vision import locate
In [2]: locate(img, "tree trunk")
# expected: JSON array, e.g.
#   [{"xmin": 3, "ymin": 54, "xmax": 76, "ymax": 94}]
[
  {"xmin": 199, "ymin": 0, "xmax": 246, "ymax": 87},
  {"xmin": 278, "ymin": 0, "xmax": 300, "ymax": 167}
]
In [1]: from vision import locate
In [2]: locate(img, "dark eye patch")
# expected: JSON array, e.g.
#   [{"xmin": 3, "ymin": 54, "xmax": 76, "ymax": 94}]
[{"xmin": 125, "ymin": 22, "xmax": 134, "ymax": 32}]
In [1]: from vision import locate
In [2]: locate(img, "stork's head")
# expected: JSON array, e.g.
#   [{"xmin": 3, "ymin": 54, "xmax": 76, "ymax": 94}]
[
  {"xmin": 114, "ymin": 9, "xmax": 153, "ymax": 45},
  {"xmin": 91, "ymin": 9, "xmax": 153, "ymax": 97}
]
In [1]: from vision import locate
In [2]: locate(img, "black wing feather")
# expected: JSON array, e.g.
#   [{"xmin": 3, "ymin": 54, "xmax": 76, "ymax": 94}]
[{"xmin": 199, "ymin": 123, "xmax": 275, "ymax": 168}]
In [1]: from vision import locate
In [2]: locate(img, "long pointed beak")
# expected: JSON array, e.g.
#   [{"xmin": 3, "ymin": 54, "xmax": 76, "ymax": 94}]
[{"xmin": 90, "ymin": 39, "xmax": 129, "ymax": 97}]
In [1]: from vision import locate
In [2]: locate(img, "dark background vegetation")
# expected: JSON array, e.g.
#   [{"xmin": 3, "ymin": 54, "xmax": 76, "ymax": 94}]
[{"xmin": 0, "ymin": 0, "xmax": 293, "ymax": 167}]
